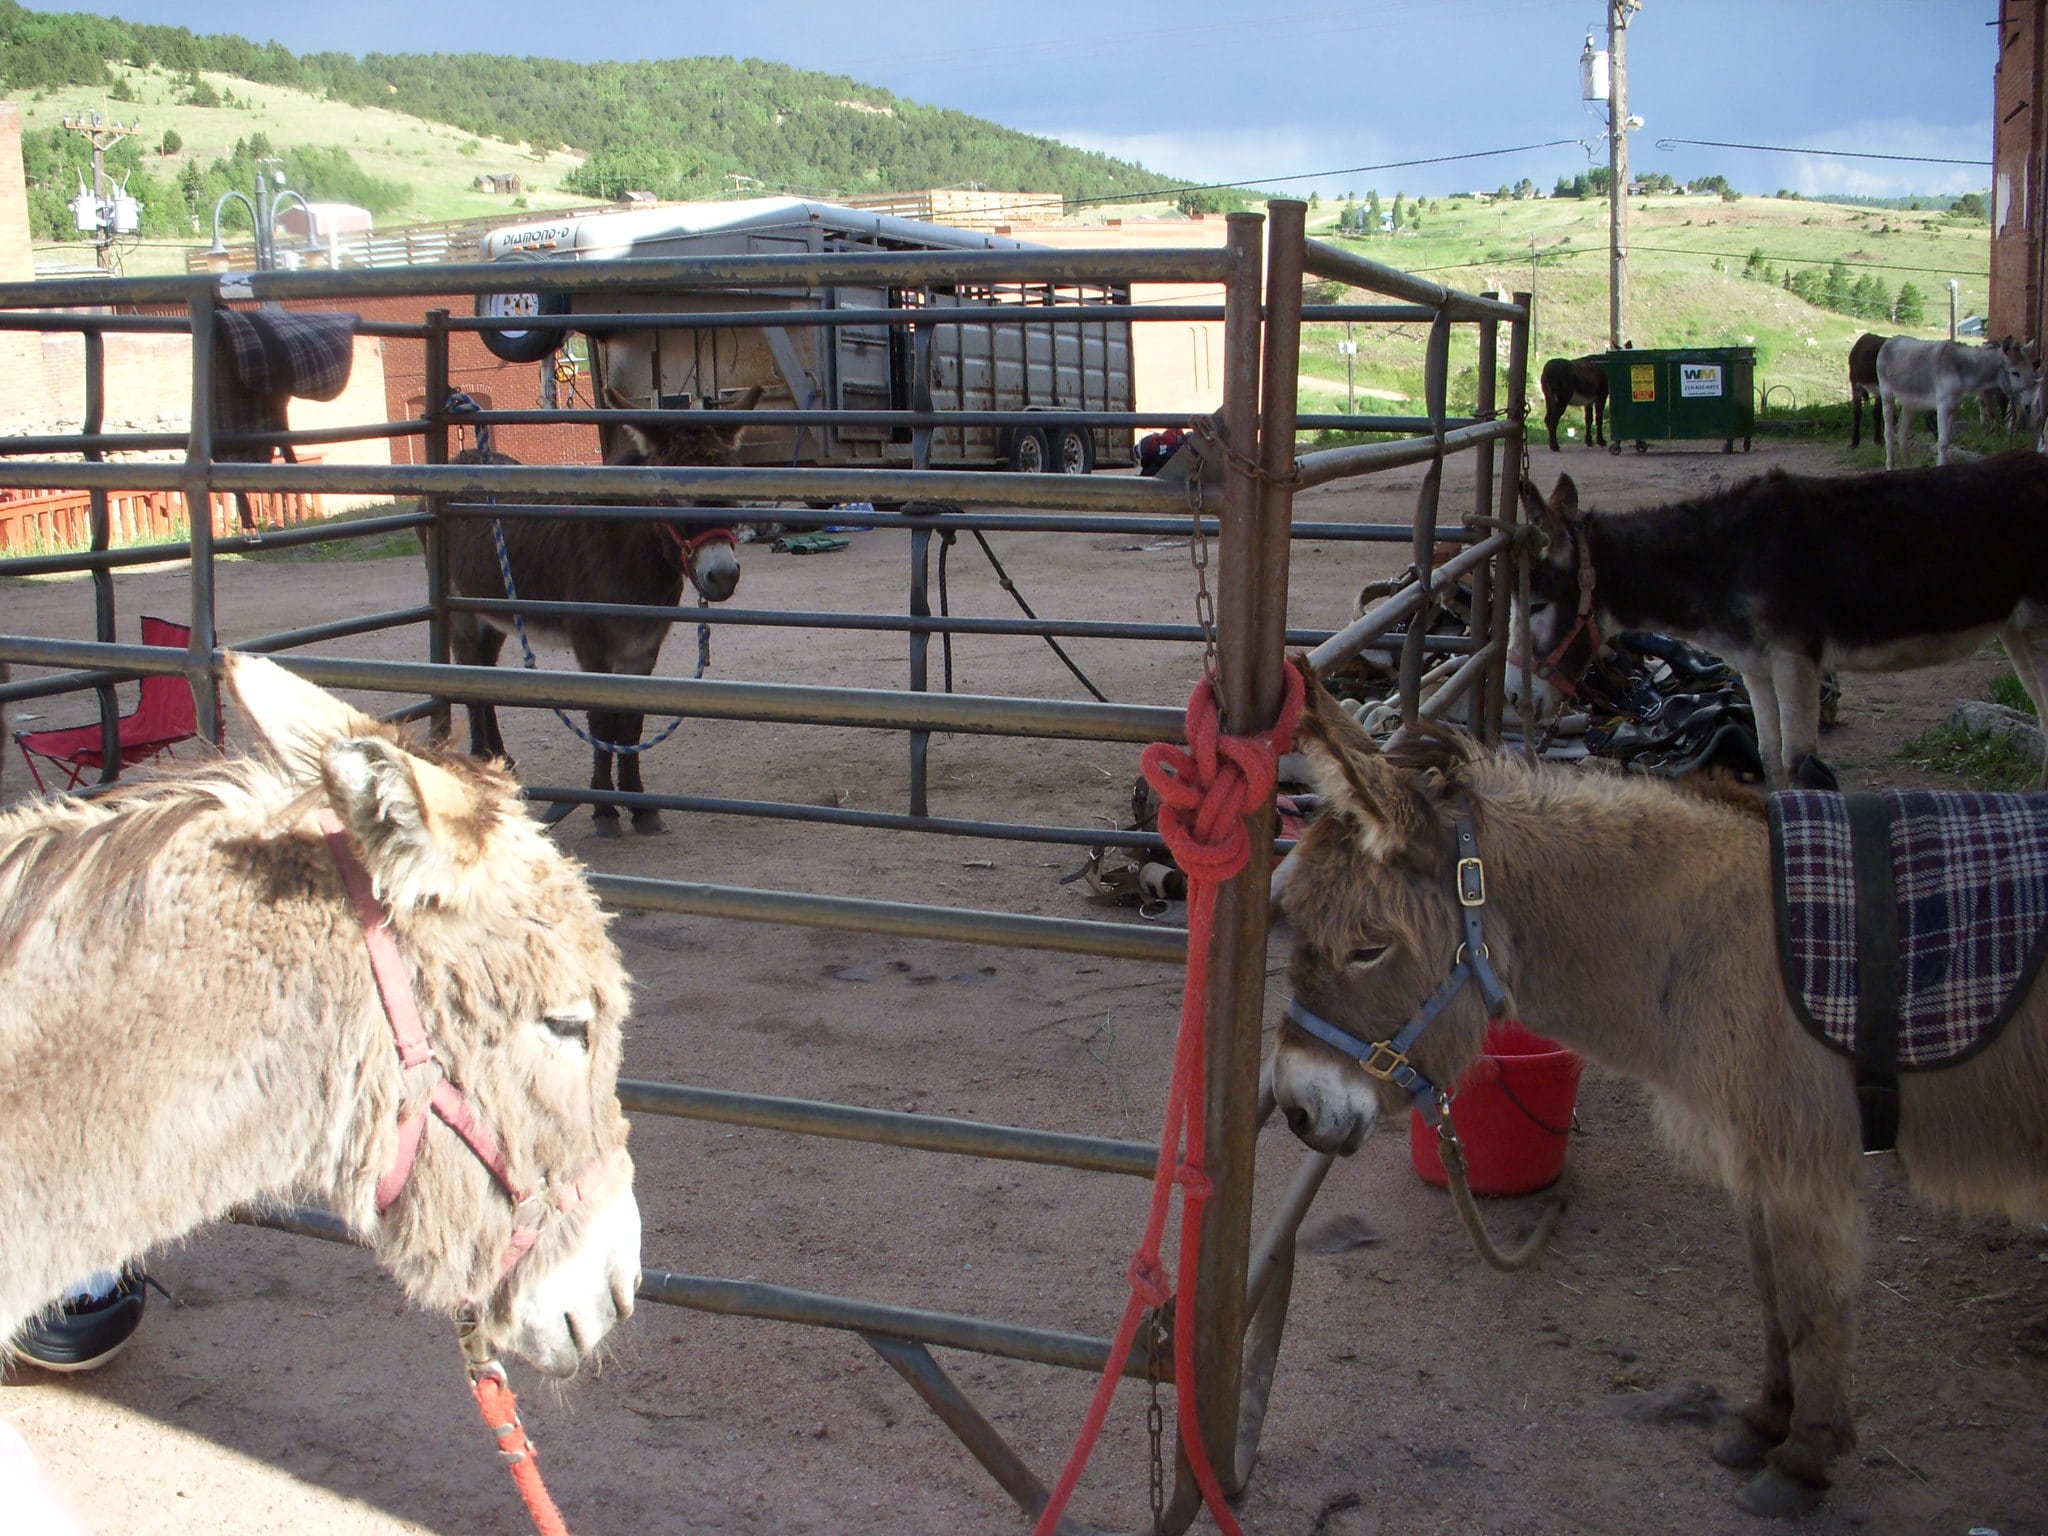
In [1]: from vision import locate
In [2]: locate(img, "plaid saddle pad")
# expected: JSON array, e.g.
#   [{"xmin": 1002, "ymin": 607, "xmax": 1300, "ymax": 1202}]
[
  {"xmin": 1769, "ymin": 790, "xmax": 2048, "ymax": 1067},
  {"xmin": 212, "ymin": 309, "xmax": 359, "ymax": 443}
]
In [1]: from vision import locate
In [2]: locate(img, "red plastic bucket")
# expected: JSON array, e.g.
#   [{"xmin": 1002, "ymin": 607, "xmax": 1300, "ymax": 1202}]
[{"xmin": 1409, "ymin": 1021, "xmax": 1583, "ymax": 1195}]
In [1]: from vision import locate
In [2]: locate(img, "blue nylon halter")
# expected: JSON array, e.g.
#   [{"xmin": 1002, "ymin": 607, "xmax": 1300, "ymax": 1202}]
[{"xmin": 1284, "ymin": 813, "xmax": 1512, "ymax": 1128}]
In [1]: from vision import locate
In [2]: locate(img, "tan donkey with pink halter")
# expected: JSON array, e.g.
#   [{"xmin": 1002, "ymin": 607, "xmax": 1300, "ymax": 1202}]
[{"xmin": 0, "ymin": 654, "xmax": 641, "ymax": 1379}]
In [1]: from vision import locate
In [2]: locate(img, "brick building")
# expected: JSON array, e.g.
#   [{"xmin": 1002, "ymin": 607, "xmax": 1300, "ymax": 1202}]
[
  {"xmin": 346, "ymin": 295, "xmax": 600, "ymax": 467},
  {"xmin": 1993, "ymin": 1, "xmax": 2047, "ymax": 345}
]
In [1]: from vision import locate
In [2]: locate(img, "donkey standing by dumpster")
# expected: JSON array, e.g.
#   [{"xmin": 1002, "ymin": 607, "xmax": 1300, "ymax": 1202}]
[
  {"xmin": 442, "ymin": 386, "xmax": 760, "ymax": 836},
  {"xmin": 1540, "ymin": 355, "xmax": 1608, "ymax": 451}
]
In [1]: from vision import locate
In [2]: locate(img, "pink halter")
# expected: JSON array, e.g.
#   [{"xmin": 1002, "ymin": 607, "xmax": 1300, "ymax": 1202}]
[{"xmin": 314, "ymin": 810, "xmax": 626, "ymax": 1291}]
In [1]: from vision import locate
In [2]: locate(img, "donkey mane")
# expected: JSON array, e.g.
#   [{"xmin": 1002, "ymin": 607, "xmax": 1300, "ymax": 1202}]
[
  {"xmin": 0, "ymin": 762, "xmax": 294, "ymax": 969},
  {"xmin": 1374, "ymin": 720, "xmax": 1766, "ymax": 837}
]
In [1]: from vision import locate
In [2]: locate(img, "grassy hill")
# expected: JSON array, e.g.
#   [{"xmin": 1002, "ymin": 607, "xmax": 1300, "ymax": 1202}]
[
  {"xmin": 1300, "ymin": 191, "xmax": 1990, "ymax": 420},
  {"xmin": 20, "ymin": 63, "xmax": 590, "ymax": 235},
  {"xmin": 0, "ymin": 2, "xmax": 1179, "ymax": 253}
]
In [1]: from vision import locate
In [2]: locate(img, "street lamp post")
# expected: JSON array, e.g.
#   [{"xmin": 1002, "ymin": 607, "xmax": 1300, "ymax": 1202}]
[{"xmin": 208, "ymin": 163, "xmax": 299, "ymax": 274}]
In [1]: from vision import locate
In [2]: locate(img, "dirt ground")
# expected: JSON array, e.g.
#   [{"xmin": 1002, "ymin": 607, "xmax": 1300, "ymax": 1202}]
[{"xmin": 3, "ymin": 440, "xmax": 2043, "ymax": 1536}]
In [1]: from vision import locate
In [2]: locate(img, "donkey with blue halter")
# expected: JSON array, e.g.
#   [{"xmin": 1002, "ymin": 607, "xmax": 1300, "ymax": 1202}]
[{"xmin": 1269, "ymin": 657, "xmax": 2048, "ymax": 1519}]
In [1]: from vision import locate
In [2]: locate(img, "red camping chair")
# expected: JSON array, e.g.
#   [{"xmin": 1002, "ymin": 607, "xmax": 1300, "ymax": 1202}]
[{"xmin": 15, "ymin": 616, "xmax": 199, "ymax": 793}]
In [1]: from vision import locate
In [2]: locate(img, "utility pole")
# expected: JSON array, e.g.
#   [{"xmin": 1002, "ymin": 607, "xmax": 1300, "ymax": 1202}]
[
  {"xmin": 61, "ymin": 110, "xmax": 140, "ymax": 271},
  {"xmin": 1607, "ymin": 0, "xmax": 1641, "ymax": 349}
]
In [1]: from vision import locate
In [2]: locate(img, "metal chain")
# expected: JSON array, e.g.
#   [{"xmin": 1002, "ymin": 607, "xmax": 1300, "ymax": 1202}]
[
  {"xmin": 1144, "ymin": 1306, "xmax": 1168, "ymax": 1535},
  {"xmin": 1182, "ymin": 456, "xmax": 1221, "ymax": 697}
]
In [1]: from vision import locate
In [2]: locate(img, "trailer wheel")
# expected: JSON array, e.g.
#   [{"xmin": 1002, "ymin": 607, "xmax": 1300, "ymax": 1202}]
[
  {"xmin": 1007, "ymin": 427, "xmax": 1050, "ymax": 474},
  {"xmin": 475, "ymin": 288, "xmax": 570, "ymax": 364},
  {"xmin": 1048, "ymin": 425, "xmax": 1095, "ymax": 475}
]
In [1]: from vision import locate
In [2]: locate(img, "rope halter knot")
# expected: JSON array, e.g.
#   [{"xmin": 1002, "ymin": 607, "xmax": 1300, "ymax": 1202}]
[{"xmin": 1140, "ymin": 664, "xmax": 1306, "ymax": 886}]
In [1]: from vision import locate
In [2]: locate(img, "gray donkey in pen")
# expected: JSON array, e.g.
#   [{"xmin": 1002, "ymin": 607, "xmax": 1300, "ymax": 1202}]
[
  {"xmin": 1875, "ymin": 334, "xmax": 2032, "ymax": 468},
  {"xmin": 443, "ymin": 385, "xmax": 760, "ymax": 836}
]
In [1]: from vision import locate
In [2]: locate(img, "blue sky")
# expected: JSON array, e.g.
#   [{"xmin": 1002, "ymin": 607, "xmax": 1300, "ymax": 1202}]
[{"xmin": 69, "ymin": 0, "xmax": 1997, "ymax": 199}]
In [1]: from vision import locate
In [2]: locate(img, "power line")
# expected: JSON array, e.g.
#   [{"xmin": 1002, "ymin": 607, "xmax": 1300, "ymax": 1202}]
[
  {"xmin": 1058, "ymin": 137, "xmax": 1591, "ymax": 212},
  {"xmin": 1590, "ymin": 241, "xmax": 1985, "ymax": 278},
  {"xmin": 1653, "ymin": 136, "xmax": 1991, "ymax": 168}
]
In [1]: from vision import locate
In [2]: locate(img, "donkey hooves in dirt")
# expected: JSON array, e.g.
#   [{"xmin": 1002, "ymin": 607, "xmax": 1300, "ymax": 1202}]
[
  {"xmin": 1710, "ymin": 1419, "xmax": 1779, "ymax": 1472},
  {"xmin": 1734, "ymin": 1467, "xmax": 1827, "ymax": 1519},
  {"xmin": 592, "ymin": 813, "xmax": 624, "ymax": 840},
  {"xmin": 631, "ymin": 809, "xmax": 669, "ymax": 836}
]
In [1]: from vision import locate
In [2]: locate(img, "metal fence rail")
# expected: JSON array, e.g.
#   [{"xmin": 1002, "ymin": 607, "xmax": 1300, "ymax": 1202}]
[{"xmin": 0, "ymin": 208, "xmax": 1529, "ymax": 1533}]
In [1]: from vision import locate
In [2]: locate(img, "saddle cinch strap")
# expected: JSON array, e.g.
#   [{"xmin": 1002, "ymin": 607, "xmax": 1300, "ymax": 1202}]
[{"xmin": 1285, "ymin": 813, "xmax": 1512, "ymax": 1123}]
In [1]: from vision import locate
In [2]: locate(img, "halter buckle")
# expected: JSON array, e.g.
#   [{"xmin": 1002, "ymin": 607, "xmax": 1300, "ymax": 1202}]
[
  {"xmin": 1456, "ymin": 856, "xmax": 1486, "ymax": 907},
  {"xmin": 1360, "ymin": 1039, "xmax": 1411, "ymax": 1083}
]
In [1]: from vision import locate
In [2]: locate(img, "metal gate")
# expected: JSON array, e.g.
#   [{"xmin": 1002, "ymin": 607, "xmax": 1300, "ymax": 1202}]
[{"xmin": 0, "ymin": 200, "xmax": 1529, "ymax": 1531}]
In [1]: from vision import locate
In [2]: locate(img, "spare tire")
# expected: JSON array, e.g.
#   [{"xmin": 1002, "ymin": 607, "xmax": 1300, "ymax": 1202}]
[{"xmin": 475, "ymin": 283, "xmax": 571, "ymax": 364}]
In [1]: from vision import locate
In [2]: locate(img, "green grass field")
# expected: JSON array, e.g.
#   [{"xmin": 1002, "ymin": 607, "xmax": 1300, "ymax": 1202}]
[{"xmin": 1299, "ymin": 191, "xmax": 1989, "ymax": 416}]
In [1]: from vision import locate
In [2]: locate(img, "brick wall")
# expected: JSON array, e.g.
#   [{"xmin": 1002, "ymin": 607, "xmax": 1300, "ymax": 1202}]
[
  {"xmin": 339, "ymin": 294, "xmax": 601, "ymax": 467},
  {"xmin": 1992, "ymin": 2, "xmax": 2044, "ymax": 345}
]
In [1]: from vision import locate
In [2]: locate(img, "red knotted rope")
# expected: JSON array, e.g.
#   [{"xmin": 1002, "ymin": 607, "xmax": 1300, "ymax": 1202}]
[
  {"xmin": 472, "ymin": 1366, "xmax": 572, "ymax": 1536},
  {"xmin": 1033, "ymin": 665, "xmax": 1304, "ymax": 1536}
]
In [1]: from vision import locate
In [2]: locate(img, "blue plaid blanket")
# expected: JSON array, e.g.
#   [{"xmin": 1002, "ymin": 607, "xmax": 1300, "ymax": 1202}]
[
  {"xmin": 1770, "ymin": 790, "xmax": 2048, "ymax": 1067},
  {"xmin": 212, "ymin": 309, "xmax": 358, "ymax": 444}
]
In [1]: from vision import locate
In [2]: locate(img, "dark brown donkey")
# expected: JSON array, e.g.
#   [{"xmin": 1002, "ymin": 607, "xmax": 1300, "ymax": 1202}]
[
  {"xmin": 1539, "ymin": 355, "xmax": 1607, "ymax": 451},
  {"xmin": 443, "ymin": 386, "xmax": 760, "ymax": 836},
  {"xmin": 1846, "ymin": 330, "xmax": 1888, "ymax": 448}
]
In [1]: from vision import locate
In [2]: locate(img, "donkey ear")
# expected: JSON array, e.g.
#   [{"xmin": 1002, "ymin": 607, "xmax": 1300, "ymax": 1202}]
[
  {"xmin": 1287, "ymin": 655, "xmax": 1434, "ymax": 866},
  {"xmin": 725, "ymin": 384, "xmax": 764, "ymax": 412},
  {"xmin": 1546, "ymin": 474, "xmax": 1582, "ymax": 525},
  {"xmin": 321, "ymin": 735, "xmax": 495, "ymax": 911},
  {"xmin": 224, "ymin": 652, "xmax": 382, "ymax": 781},
  {"xmin": 603, "ymin": 382, "xmax": 657, "ymax": 460}
]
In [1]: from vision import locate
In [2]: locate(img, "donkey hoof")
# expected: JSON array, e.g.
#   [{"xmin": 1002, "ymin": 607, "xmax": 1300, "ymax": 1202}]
[
  {"xmin": 592, "ymin": 815, "xmax": 624, "ymax": 840},
  {"xmin": 631, "ymin": 810, "xmax": 669, "ymax": 836},
  {"xmin": 1712, "ymin": 1421, "xmax": 1779, "ymax": 1472},
  {"xmin": 1734, "ymin": 1468, "xmax": 1826, "ymax": 1520}
]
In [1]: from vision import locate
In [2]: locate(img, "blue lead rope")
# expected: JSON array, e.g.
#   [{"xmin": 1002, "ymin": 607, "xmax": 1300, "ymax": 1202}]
[{"xmin": 486, "ymin": 515, "xmax": 689, "ymax": 757}]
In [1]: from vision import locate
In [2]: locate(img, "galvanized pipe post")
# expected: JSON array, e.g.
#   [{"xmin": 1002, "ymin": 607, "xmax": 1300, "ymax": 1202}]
[
  {"xmin": 1181, "ymin": 202, "xmax": 1294, "ymax": 1508},
  {"xmin": 1469, "ymin": 297, "xmax": 1501, "ymax": 739},
  {"xmin": 908, "ymin": 526, "xmax": 934, "ymax": 816},
  {"xmin": 184, "ymin": 289, "xmax": 221, "ymax": 742},
  {"xmin": 422, "ymin": 310, "xmax": 453, "ymax": 739},
  {"xmin": 84, "ymin": 329, "xmax": 120, "ymax": 780},
  {"xmin": 1491, "ymin": 293, "xmax": 1533, "ymax": 743}
]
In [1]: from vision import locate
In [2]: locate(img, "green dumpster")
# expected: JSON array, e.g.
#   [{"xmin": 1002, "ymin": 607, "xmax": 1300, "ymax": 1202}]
[{"xmin": 1599, "ymin": 346, "xmax": 1756, "ymax": 454}]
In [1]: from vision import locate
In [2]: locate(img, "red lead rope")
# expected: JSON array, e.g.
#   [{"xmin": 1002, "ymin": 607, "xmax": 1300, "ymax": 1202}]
[
  {"xmin": 1033, "ymin": 665, "xmax": 1304, "ymax": 1536},
  {"xmin": 471, "ymin": 1364, "xmax": 572, "ymax": 1536}
]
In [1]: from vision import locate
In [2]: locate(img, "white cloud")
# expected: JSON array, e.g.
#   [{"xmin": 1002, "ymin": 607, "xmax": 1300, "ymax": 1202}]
[{"xmin": 1707, "ymin": 118, "xmax": 1988, "ymax": 198}]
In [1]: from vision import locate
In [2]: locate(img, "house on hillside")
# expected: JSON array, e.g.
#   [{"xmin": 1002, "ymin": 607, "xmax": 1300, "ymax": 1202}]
[{"xmin": 473, "ymin": 173, "xmax": 523, "ymax": 195}]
